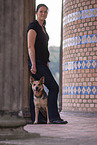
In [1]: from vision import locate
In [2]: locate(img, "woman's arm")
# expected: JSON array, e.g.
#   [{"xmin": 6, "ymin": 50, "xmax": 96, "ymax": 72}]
[{"xmin": 27, "ymin": 29, "xmax": 37, "ymax": 74}]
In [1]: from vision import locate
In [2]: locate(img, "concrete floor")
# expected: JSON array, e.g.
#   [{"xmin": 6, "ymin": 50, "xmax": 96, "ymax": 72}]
[{"xmin": 0, "ymin": 112, "xmax": 97, "ymax": 145}]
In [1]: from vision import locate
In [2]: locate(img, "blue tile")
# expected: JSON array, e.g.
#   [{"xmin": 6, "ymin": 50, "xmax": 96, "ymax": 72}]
[
  {"xmin": 63, "ymin": 60, "xmax": 97, "ymax": 71},
  {"xmin": 63, "ymin": 86, "xmax": 97, "ymax": 95},
  {"xmin": 63, "ymin": 8, "xmax": 97, "ymax": 25}
]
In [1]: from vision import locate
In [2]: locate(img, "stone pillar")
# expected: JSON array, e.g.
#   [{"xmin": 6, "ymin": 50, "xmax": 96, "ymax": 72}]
[
  {"xmin": 62, "ymin": 0, "xmax": 97, "ymax": 112},
  {"xmin": 23, "ymin": 0, "xmax": 35, "ymax": 122},
  {"xmin": 0, "ymin": 0, "xmax": 26, "ymax": 129}
]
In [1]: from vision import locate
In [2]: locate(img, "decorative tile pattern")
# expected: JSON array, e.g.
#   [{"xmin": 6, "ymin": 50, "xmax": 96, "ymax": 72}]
[
  {"xmin": 63, "ymin": 86, "xmax": 97, "ymax": 95},
  {"xmin": 63, "ymin": 8, "xmax": 97, "ymax": 25},
  {"xmin": 63, "ymin": 60, "xmax": 97, "ymax": 71},
  {"xmin": 63, "ymin": 34, "xmax": 97, "ymax": 48}
]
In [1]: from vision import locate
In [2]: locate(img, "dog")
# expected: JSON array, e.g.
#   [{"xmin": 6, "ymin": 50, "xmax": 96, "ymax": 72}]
[{"xmin": 30, "ymin": 76, "xmax": 49, "ymax": 124}]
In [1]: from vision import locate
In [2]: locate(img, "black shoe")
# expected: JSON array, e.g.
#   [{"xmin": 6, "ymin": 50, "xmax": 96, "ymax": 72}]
[{"xmin": 50, "ymin": 119, "xmax": 68, "ymax": 124}]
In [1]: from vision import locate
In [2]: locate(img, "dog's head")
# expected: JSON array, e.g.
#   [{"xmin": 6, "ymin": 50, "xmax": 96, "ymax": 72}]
[{"xmin": 30, "ymin": 76, "xmax": 45, "ymax": 97}]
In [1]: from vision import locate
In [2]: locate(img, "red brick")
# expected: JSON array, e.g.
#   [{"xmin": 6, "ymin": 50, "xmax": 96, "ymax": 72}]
[
  {"xmin": 84, "ymin": 23, "xmax": 87, "ymax": 27},
  {"xmin": 83, "ymin": 82, "xmax": 87, "ymax": 86},
  {"xmin": 77, "ymin": 69, "xmax": 81, "ymax": 73},
  {"xmin": 93, "ymin": 30, "xmax": 97, "ymax": 34},
  {"xmin": 88, "ymin": 99, "xmax": 92, "ymax": 103},
  {"xmin": 93, "ymin": 82, "xmax": 97, "ymax": 86},
  {"xmin": 80, "ymin": 7, "xmax": 84, "ymax": 11},
  {"xmin": 79, "ymin": 32, "xmax": 83, "ymax": 36},
  {"xmin": 84, "ymin": 48, "xmax": 87, "ymax": 52},
  {"xmin": 88, "ymin": 22, "xmax": 93, "ymax": 26},
  {"xmin": 89, "ymin": 5, "xmax": 93, "ymax": 9},
  {"xmin": 91, "ymin": 43, "xmax": 96, "ymax": 47},
  {"xmin": 90, "ymin": 52, "xmax": 95, "ymax": 56},
  {"xmin": 84, "ymin": 31, "xmax": 88, "ymax": 35},
  {"xmin": 90, "ymin": 69, "xmax": 95, "ymax": 73},
  {"xmin": 85, "ymin": 104, "xmax": 89, "ymax": 107},
  {"xmin": 84, "ymin": 6, "xmax": 88, "ymax": 10},
  {"xmin": 93, "ymin": 100, "xmax": 97, "ymax": 103},
  {"xmin": 93, "ymin": 73, "xmax": 97, "ymax": 77},
  {"xmin": 83, "ymin": 57, "xmax": 87, "ymax": 60},
  {"xmin": 91, "ymin": 17, "xmax": 95, "ymax": 21},
  {"xmin": 90, "ymin": 95, "xmax": 94, "ymax": 99},
  {"xmin": 95, "ymin": 78, "xmax": 97, "ymax": 81},
  {"xmin": 82, "ymin": 2, "xmax": 86, "ymax": 6},
  {"xmin": 85, "ymin": 78, "xmax": 89, "ymax": 81},
  {"xmin": 88, "ymin": 82, "xmax": 92, "ymax": 86},
  {"xmin": 81, "ymin": 104, "xmax": 84, "ymax": 107},
  {"xmin": 81, "ymin": 78, "xmax": 84, "ymax": 82},
  {"xmin": 85, "ymin": 69, "xmax": 89, "ymax": 73},
  {"xmin": 86, "ymin": 1, "xmax": 90, "ymax": 5},
  {"xmin": 82, "ymin": 19, "xmax": 85, "ymax": 23},
  {"xmin": 86, "ymin": 95, "xmax": 89, "ymax": 99},
  {"xmin": 86, "ymin": 27, "xmax": 90, "ymax": 31},
  {"xmin": 86, "ymin": 18, "xmax": 90, "ymax": 22},
  {"xmin": 86, "ymin": 43, "xmax": 91, "ymax": 47},
  {"xmin": 87, "ymin": 73, "xmax": 92, "ymax": 77},
  {"xmin": 79, "ymin": 57, "xmax": 83, "ymax": 61},
  {"xmin": 90, "ymin": 104, "xmax": 94, "ymax": 108},
  {"xmin": 83, "ymin": 74, "xmax": 87, "ymax": 77},
  {"xmin": 78, "ymin": 3, "xmax": 81, "ymax": 7},
  {"xmin": 94, "ymin": 4, "xmax": 97, "ymax": 8},
  {"xmin": 88, "ymin": 31, "xmax": 93, "ymax": 34},
  {"xmin": 83, "ymin": 99, "xmax": 87, "ymax": 103},
  {"xmin": 94, "ymin": 21, "xmax": 97, "ymax": 25},
  {"xmin": 90, "ymin": 26, "xmax": 96, "ymax": 30},
  {"xmin": 91, "ymin": 0, "xmax": 95, "ymax": 4},
  {"xmin": 86, "ymin": 52, "xmax": 90, "ymax": 56},
  {"xmin": 88, "ymin": 48, "xmax": 92, "ymax": 51}
]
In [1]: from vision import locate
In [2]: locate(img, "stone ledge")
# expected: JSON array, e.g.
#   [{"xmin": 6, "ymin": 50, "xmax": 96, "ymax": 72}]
[
  {"xmin": 0, "ymin": 127, "xmax": 40, "ymax": 140},
  {"xmin": 0, "ymin": 116, "xmax": 26, "ymax": 128}
]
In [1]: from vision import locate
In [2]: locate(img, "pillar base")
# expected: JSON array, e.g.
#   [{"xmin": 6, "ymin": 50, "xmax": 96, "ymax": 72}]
[
  {"xmin": 0, "ymin": 115, "xmax": 26, "ymax": 128},
  {"xmin": 0, "ymin": 127, "xmax": 40, "ymax": 140}
]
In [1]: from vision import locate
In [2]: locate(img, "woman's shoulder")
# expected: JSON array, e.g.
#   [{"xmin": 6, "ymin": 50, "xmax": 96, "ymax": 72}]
[{"xmin": 27, "ymin": 20, "xmax": 38, "ymax": 32}]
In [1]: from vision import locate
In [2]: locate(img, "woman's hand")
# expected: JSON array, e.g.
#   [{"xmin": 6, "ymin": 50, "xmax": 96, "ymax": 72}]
[
  {"xmin": 47, "ymin": 62, "xmax": 49, "ymax": 68},
  {"xmin": 31, "ymin": 65, "xmax": 36, "ymax": 74}
]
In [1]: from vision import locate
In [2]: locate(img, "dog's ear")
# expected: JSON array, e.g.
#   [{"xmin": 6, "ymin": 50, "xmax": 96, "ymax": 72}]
[
  {"xmin": 40, "ymin": 76, "xmax": 45, "ymax": 84},
  {"xmin": 30, "ymin": 76, "xmax": 35, "ymax": 84}
]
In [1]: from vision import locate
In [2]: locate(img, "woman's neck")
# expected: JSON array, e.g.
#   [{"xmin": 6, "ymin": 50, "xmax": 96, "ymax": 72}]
[{"xmin": 37, "ymin": 19, "xmax": 44, "ymax": 26}]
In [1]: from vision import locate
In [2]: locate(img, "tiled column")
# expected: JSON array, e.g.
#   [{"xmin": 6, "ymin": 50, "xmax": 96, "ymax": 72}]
[
  {"xmin": 62, "ymin": 0, "xmax": 97, "ymax": 112},
  {"xmin": 0, "ymin": 0, "xmax": 26, "ymax": 128}
]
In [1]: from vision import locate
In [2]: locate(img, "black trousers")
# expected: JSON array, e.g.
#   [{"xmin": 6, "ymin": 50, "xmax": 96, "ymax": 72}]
[{"xmin": 30, "ymin": 61, "xmax": 60, "ymax": 123}]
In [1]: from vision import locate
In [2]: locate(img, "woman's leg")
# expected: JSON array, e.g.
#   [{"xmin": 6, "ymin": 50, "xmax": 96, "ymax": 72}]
[
  {"xmin": 30, "ymin": 87, "xmax": 35, "ymax": 123},
  {"xmin": 35, "ymin": 63, "xmax": 60, "ymax": 121}
]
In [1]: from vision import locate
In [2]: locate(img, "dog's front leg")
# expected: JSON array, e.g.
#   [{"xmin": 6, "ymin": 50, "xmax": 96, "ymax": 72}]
[
  {"xmin": 34, "ymin": 106, "xmax": 39, "ymax": 124},
  {"xmin": 46, "ymin": 106, "xmax": 49, "ymax": 124}
]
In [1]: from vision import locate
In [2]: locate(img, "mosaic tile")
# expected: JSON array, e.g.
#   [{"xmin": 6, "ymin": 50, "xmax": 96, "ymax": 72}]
[
  {"xmin": 63, "ymin": 8, "xmax": 97, "ymax": 25},
  {"xmin": 63, "ymin": 86, "xmax": 97, "ymax": 95},
  {"xmin": 63, "ymin": 60, "xmax": 97, "ymax": 71},
  {"xmin": 63, "ymin": 34, "xmax": 97, "ymax": 48}
]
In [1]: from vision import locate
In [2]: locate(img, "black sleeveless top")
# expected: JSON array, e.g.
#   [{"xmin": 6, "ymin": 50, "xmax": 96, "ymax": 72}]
[{"xmin": 27, "ymin": 20, "xmax": 50, "ymax": 68}]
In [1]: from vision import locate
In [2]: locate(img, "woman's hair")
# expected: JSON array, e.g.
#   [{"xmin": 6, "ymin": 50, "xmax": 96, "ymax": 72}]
[
  {"xmin": 36, "ymin": 4, "xmax": 48, "ymax": 27},
  {"xmin": 36, "ymin": 4, "xmax": 48, "ymax": 12}
]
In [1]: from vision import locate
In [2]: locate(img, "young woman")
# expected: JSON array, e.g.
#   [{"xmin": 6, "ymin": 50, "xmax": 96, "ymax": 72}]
[{"xmin": 27, "ymin": 4, "xmax": 68, "ymax": 124}]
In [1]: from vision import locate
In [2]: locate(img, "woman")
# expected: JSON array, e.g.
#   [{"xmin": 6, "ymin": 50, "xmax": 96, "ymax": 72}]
[{"xmin": 27, "ymin": 4, "xmax": 68, "ymax": 124}]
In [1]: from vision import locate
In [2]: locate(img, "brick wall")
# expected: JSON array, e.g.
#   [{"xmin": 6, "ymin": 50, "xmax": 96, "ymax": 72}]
[{"xmin": 62, "ymin": 0, "xmax": 97, "ymax": 112}]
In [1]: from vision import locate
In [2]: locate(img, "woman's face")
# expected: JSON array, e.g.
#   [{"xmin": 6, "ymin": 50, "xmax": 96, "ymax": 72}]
[{"xmin": 37, "ymin": 6, "xmax": 48, "ymax": 22}]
